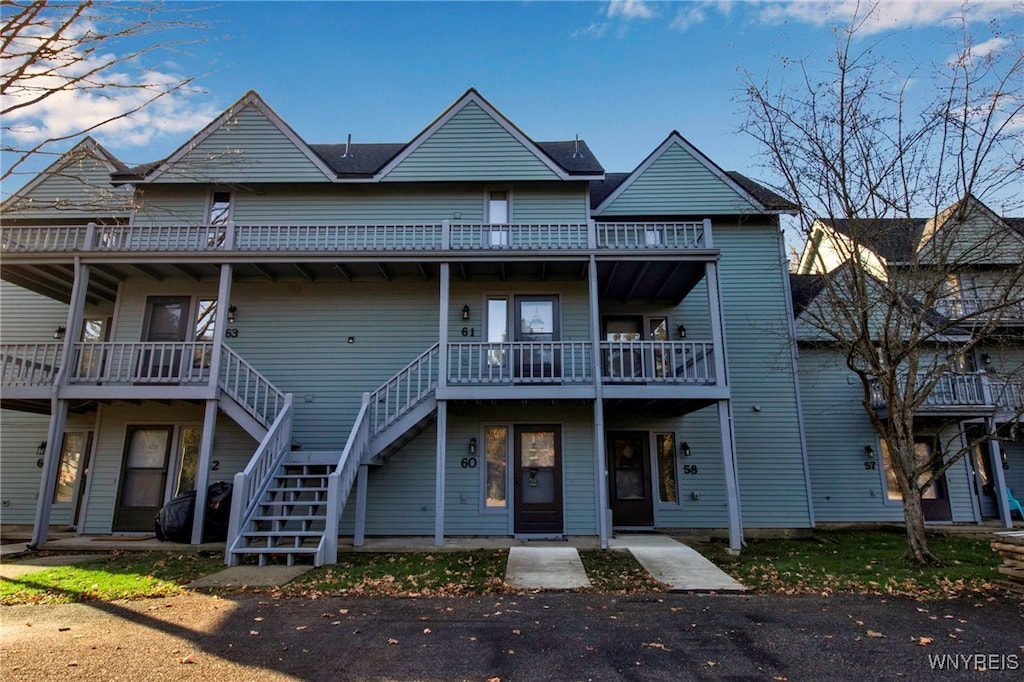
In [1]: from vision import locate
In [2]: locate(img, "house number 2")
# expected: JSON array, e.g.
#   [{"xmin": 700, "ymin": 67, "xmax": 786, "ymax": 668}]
[{"xmin": 461, "ymin": 327, "xmax": 477, "ymax": 337}]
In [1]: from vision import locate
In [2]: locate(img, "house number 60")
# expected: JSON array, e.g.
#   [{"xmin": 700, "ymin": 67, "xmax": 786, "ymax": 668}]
[{"xmin": 461, "ymin": 457, "xmax": 477, "ymax": 469}]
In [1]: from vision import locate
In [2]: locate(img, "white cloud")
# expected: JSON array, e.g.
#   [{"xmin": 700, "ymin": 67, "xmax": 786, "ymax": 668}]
[
  {"xmin": 607, "ymin": 0, "xmax": 656, "ymax": 20},
  {"xmin": 670, "ymin": 5, "xmax": 708, "ymax": 32},
  {"xmin": 0, "ymin": 17, "xmax": 216, "ymax": 152},
  {"xmin": 756, "ymin": 1, "xmax": 1020, "ymax": 35}
]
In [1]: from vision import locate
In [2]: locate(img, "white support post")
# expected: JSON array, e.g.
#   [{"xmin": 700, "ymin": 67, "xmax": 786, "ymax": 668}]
[
  {"xmin": 190, "ymin": 399, "xmax": 219, "ymax": 544},
  {"xmin": 987, "ymin": 418, "xmax": 1012, "ymax": 528},
  {"xmin": 30, "ymin": 398, "xmax": 68, "ymax": 548},
  {"xmin": 718, "ymin": 400, "xmax": 743, "ymax": 552},
  {"xmin": 32, "ymin": 259, "xmax": 90, "ymax": 547},
  {"xmin": 209, "ymin": 264, "xmax": 233, "ymax": 390},
  {"xmin": 354, "ymin": 463, "xmax": 369, "ymax": 547},
  {"xmin": 438, "ymin": 263, "xmax": 449, "ymax": 390},
  {"xmin": 705, "ymin": 261, "xmax": 728, "ymax": 387},
  {"xmin": 434, "ymin": 400, "xmax": 447, "ymax": 547},
  {"xmin": 588, "ymin": 256, "xmax": 610, "ymax": 547}
]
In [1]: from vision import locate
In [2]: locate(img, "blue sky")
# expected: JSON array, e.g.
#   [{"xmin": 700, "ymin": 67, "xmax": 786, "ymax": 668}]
[{"xmin": 3, "ymin": 0, "xmax": 1022, "ymax": 210}]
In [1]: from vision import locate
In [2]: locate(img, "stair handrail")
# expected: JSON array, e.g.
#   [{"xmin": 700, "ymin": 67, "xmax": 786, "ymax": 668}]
[
  {"xmin": 368, "ymin": 343, "xmax": 440, "ymax": 435},
  {"xmin": 219, "ymin": 343, "xmax": 288, "ymax": 428},
  {"xmin": 319, "ymin": 393, "xmax": 372, "ymax": 565},
  {"xmin": 225, "ymin": 392, "xmax": 295, "ymax": 565}
]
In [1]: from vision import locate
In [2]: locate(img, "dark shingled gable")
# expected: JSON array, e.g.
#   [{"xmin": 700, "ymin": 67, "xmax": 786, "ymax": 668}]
[
  {"xmin": 825, "ymin": 218, "xmax": 928, "ymax": 262},
  {"xmin": 789, "ymin": 273, "xmax": 826, "ymax": 318}
]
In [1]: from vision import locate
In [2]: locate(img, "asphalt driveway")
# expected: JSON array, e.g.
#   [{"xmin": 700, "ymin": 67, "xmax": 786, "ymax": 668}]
[{"xmin": 2, "ymin": 592, "xmax": 1022, "ymax": 680}]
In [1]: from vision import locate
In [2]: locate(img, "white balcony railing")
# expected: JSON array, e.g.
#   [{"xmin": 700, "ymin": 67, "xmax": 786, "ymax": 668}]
[
  {"xmin": 447, "ymin": 342, "xmax": 594, "ymax": 385},
  {"xmin": 67, "ymin": 341, "xmax": 213, "ymax": 385},
  {"xmin": 600, "ymin": 341, "xmax": 716, "ymax": 384},
  {"xmin": 0, "ymin": 343, "xmax": 63, "ymax": 386},
  {"xmin": 869, "ymin": 371, "xmax": 1022, "ymax": 411},
  {"xmin": 1, "ymin": 221, "xmax": 711, "ymax": 255},
  {"xmin": 934, "ymin": 297, "xmax": 1024, "ymax": 322}
]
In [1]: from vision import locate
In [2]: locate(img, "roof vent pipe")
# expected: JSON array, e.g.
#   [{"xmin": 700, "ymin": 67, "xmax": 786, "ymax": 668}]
[
  {"xmin": 342, "ymin": 133, "xmax": 352, "ymax": 158},
  {"xmin": 572, "ymin": 134, "xmax": 581, "ymax": 158}
]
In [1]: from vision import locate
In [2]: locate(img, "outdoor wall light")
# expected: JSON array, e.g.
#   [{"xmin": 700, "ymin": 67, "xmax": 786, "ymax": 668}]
[
  {"xmin": 864, "ymin": 445, "xmax": 875, "ymax": 460},
  {"xmin": 347, "ymin": 337, "xmax": 355, "ymax": 344},
  {"xmin": 676, "ymin": 324, "xmax": 687, "ymax": 339},
  {"xmin": 680, "ymin": 441, "xmax": 691, "ymax": 457},
  {"xmin": 53, "ymin": 326, "xmax": 66, "ymax": 340},
  {"xmin": 468, "ymin": 437, "xmax": 478, "ymax": 455},
  {"xmin": 981, "ymin": 353, "xmax": 992, "ymax": 367},
  {"xmin": 1001, "ymin": 449, "xmax": 1009, "ymax": 470},
  {"xmin": 462, "ymin": 304, "xmax": 470, "ymax": 320},
  {"xmin": 227, "ymin": 305, "xmax": 237, "ymax": 324},
  {"xmin": 36, "ymin": 440, "xmax": 46, "ymax": 467}
]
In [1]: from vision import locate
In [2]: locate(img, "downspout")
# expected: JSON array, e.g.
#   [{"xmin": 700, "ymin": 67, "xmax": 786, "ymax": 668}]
[{"xmin": 778, "ymin": 228, "xmax": 816, "ymax": 528}]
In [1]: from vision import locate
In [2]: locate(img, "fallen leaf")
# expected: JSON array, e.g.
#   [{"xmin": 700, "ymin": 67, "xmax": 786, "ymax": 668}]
[
  {"xmin": 423, "ymin": 628, "xmax": 431, "ymax": 634},
  {"xmin": 707, "ymin": 661, "xmax": 717, "ymax": 667},
  {"xmin": 180, "ymin": 654, "xmax": 196, "ymax": 664},
  {"xmin": 388, "ymin": 638, "xmax": 399, "ymax": 645},
  {"xmin": 915, "ymin": 637, "xmax": 934, "ymax": 646},
  {"xmin": 866, "ymin": 630, "xmax": 885, "ymax": 638},
  {"xmin": 643, "ymin": 642, "xmax": 669, "ymax": 650},
  {"xmin": 295, "ymin": 625, "xmax": 307, "ymax": 631}
]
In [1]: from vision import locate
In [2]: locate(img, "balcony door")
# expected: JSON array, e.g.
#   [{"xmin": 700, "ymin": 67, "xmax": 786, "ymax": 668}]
[
  {"xmin": 608, "ymin": 431, "xmax": 654, "ymax": 527},
  {"xmin": 140, "ymin": 296, "xmax": 190, "ymax": 381},
  {"xmin": 604, "ymin": 317, "xmax": 643, "ymax": 381},
  {"xmin": 513, "ymin": 425, "xmax": 563, "ymax": 534},
  {"xmin": 513, "ymin": 296, "xmax": 559, "ymax": 381}
]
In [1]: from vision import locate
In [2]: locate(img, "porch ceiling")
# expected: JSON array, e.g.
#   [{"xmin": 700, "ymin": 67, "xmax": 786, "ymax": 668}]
[
  {"xmin": 603, "ymin": 397, "xmax": 717, "ymax": 418},
  {"xmin": 1, "ymin": 257, "xmax": 706, "ymax": 305}
]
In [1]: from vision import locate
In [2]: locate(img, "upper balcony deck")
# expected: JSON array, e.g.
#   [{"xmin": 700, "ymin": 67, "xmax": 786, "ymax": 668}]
[
  {"xmin": 1, "ymin": 220, "xmax": 717, "ymax": 307},
  {"xmin": 1, "ymin": 220, "xmax": 712, "ymax": 258},
  {"xmin": 869, "ymin": 371, "xmax": 1023, "ymax": 419}
]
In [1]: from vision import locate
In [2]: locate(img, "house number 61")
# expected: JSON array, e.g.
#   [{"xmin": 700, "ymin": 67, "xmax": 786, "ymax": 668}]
[{"xmin": 461, "ymin": 327, "xmax": 477, "ymax": 337}]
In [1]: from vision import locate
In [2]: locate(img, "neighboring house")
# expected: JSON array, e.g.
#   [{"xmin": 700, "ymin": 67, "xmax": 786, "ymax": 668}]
[
  {"xmin": 793, "ymin": 196, "xmax": 1024, "ymax": 528},
  {"xmin": 1, "ymin": 89, "xmax": 810, "ymax": 565}
]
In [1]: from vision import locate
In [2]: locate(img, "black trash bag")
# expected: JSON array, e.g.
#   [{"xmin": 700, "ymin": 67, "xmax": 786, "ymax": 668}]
[
  {"xmin": 154, "ymin": 490, "xmax": 196, "ymax": 543},
  {"xmin": 153, "ymin": 481, "xmax": 233, "ymax": 543},
  {"xmin": 203, "ymin": 481, "xmax": 233, "ymax": 542}
]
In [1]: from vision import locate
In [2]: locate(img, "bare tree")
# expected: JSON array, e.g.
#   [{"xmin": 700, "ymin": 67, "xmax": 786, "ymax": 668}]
[
  {"xmin": 742, "ymin": 1, "xmax": 1024, "ymax": 563},
  {"xmin": 1, "ymin": 0, "xmax": 209, "ymax": 184}
]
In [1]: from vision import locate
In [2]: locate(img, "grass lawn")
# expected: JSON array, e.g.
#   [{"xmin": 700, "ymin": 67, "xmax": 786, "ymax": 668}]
[
  {"xmin": 695, "ymin": 530, "xmax": 1005, "ymax": 600},
  {"xmin": 0, "ymin": 551, "xmax": 226, "ymax": 605},
  {"xmin": 0, "ymin": 531, "xmax": 1007, "ymax": 604}
]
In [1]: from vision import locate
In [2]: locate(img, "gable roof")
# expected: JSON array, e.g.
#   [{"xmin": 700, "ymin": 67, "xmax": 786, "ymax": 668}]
[
  {"xmin": 789, "ymin": 273, "xmax": 827, "ymax": 318},
  {"xmin": 3, "ymin": 137, "xmax": 125, "ymax": 207},
  {"xmin": 116, "ymin": 90, "xmax": 337, "ymax": 184},
  {"xmin": 375, "ymin": 88, "xmax": 603, "ymax": 181},
  {"xmin": 821, "ymin": 218, "xmax": 928, "ymax": 262},
  {"xmin": 114, "ymin": 89, "xmax": 603, "ymax": 184},
  {"xmin": 591, "ymin": 131, "xmax": 794, "ymax": 215}
]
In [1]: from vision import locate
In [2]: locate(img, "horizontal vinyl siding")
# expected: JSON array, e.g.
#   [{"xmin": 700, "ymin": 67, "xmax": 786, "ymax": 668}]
[
  {"xmin": 383, "ymin": 103, "xmax": 560, "ymax": 182},
  {"xmin": 0, "ymin": 411, "xmax": 53, "ymax": 524},
  {"xmin": 339, "ymin": 425, "xmax": 437, "ymax": 536},
  {"xmin": 716, "ymin": 224, "xmax": 812, "ymax": 528},
  {"xmin": 153, "ymin": 106, "xmax": 331, "ymax": 184},
  {"xmin": 82, "ymin": 403, "xmax": 206, "ymax": 534},
  {"xmin": 605, "ymin": 406, "xmax": 730, "ymax": 529},
  {"xmin": 799, "ymin": 349, "xmax": 905, "ymax": 522},
  {"xmin": 1004, "ymin": 441, "xmax": 1024, "ymax": 498},
  {"xmin": 133, "ymin": 183, "xmax": 586, "ymax": 225},
  {"xmin": 599, "ymin": 143, "xmax": 757, "ymax": 216},
  {"xmin": 0, "ymin": 282, "xmax": 71, "ymax": 343},
  {"xmin": 226, "ymin": 281, "xmax": 439, "ymax": 450},
  {"xmin": 3, "ymin": 153, "xmax": 130, "ymax": 220}
]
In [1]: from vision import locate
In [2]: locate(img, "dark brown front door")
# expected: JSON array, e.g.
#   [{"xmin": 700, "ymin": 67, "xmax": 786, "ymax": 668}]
[
  {"xmin": 609, "ymin": 431, "xmax": 654, "ymax": 527},
  {"xmin": 513, "ymin": 425, "xmax": 563, "ymax": 534},
  {"xmin": 916, "ymin": 438, "xmax": 953, "ymax": 522},
  {"xmin": 113, "ymin": 426, "xmax": 173, "ymax": 531}
]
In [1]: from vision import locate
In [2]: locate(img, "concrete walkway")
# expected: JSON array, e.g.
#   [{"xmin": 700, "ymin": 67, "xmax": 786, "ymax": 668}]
[
  {"xmin": 504, "ymin": 546, "xmax": 591, "ymax": 590},
  {"xmin": 611, "ymin": 534, "xmax": 746, "ymax": 591}
]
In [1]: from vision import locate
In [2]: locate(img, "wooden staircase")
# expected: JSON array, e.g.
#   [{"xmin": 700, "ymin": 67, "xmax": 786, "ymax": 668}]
[
  {"xmin": 224, "ymin": 344, "xmax": 440, "ymax": 567},
  {"xmin": 230, "ymin": 455, "xmax": 336, "ymax": 566}
]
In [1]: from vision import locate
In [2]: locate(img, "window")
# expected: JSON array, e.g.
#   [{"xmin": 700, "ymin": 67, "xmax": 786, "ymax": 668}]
[
  {"xmin": 173, "ymin": 426, "xmax": 203, "ymax": 496},
  {"xmin": 209, "ymin": 192, "xmax": 232, "ymax": 226},
  {"xmin": 194, "ymin": 299, "xmax": 217, "ymax": 369},
  {"xmin": 878, "ymin": 439, "xmax": 939, "ymax": 501},
  {"xmin": 487, "ymin": 297, "xmax": 508, "ymax": 368},
  {"xmin": 53, "ymin": 432, "xmax": 90, "ymax": 503},
  {"xmin": 484, "ymin": 426, "xmax": 509, "ymax": 509},
  {"xmin": 655, "ymin": 433, "xmax": 678, "ymax": 503}
]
